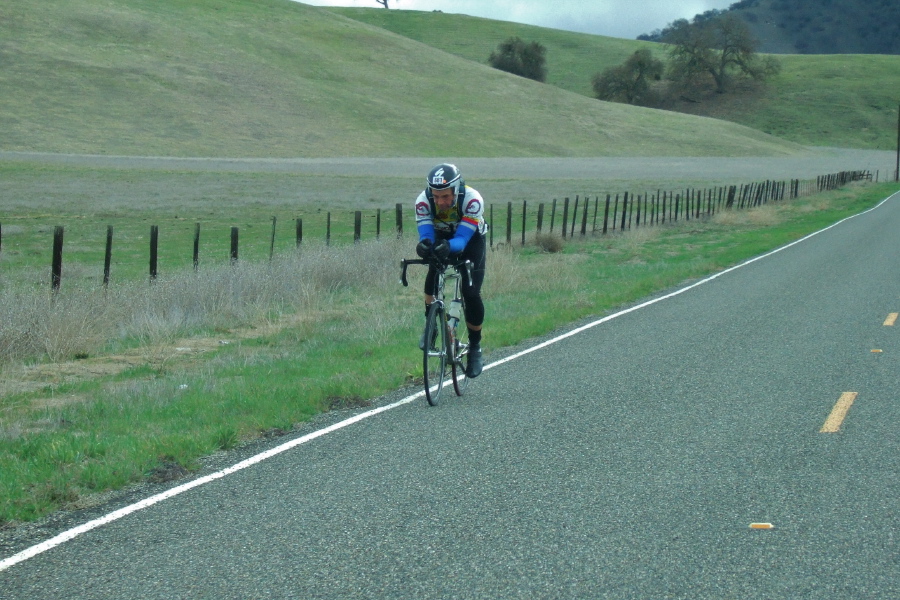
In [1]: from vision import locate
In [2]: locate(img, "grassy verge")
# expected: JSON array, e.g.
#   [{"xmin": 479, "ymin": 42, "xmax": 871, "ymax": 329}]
[{"xmin": 0, "ymin": 182, "xmax": 897, "ymax": 525}]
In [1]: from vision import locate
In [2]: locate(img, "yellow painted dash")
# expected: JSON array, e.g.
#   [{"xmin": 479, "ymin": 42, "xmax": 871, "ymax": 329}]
[
  {"xmin": 820, "ymin": 392, "xmax": 858, "ymax": 433},
  {"xmin": 884, "ymin": 313, "xmax": 898, "ymax": 326},
  {"xmin": 750, "ymin": 523, "xmax": 774, "ymax": 530}
]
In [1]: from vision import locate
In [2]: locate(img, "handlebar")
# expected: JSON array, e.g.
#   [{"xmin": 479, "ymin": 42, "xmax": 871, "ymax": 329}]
[{"xmin": 400, "ymin": 257, "xmax": 473, "ymax": 288}]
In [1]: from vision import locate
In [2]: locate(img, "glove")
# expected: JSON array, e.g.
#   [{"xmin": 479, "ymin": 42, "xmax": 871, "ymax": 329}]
[
  {"xmin": 433, "ymin": 239, "xmax": 451, "ymax": 261},
  {"xmin": 416, "ymin": 238, "xmax": 433, "ymax": 259}
]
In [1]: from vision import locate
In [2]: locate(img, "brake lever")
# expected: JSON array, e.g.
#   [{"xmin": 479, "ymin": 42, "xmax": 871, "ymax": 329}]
[
  {"xmin": 463, "ymin": 260, "xmax": 473, "ymax": 287},
  {"xmin": 400, "ymin": 260, "xmax": 410, "ymax": 287}
]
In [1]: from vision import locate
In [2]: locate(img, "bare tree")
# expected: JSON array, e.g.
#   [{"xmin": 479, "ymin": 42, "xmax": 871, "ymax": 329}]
[
  {"xmin": 375, "ymin": 0, "xmax": 389, "ymax": 7},
  {"xmin": 667, "ymin": 13, "xmax": 779, "ymax": 94}
]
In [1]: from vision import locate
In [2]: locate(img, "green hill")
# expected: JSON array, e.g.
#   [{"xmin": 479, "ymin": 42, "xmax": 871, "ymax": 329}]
[
  {"xmin": 640, "ymin": 0, "xmax": 900, "ymax": 55},
  {"xmin": 0, "ymin": 0, "xmax": 803, "ymax": 158},
  {"xmin": 332, "ymin": 7, "xmax": 900, "ymax": 152}
]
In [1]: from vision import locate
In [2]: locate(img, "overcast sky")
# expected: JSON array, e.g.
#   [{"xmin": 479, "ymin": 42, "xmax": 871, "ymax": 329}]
[{"xmin": 299, "ymin": 0, "xmax": 737, "ymax": 39}]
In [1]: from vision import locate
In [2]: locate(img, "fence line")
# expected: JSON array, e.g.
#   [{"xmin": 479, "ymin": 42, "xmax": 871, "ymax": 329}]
[{"xmin": 3, "ymin": 170, "xmax": 876, "ymax": 291}]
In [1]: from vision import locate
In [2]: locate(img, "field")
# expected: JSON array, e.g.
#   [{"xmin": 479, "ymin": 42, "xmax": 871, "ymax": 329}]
[
  {"xmin": 0, "ymin": 0, "xmax": 822, "ymax": 158},
  {"xmin": 332, "ymin": 7, "xmax": 900, "ymax": 151},
  {"xmin": 2, "ymin": 0, "xmax": 900, "ymax": 525},
  {"xmin": 2, "ymin": 165, "xmax": 897, "ymax": 523}
]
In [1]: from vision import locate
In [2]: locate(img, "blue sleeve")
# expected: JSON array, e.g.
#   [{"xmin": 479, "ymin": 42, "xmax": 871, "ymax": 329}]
[
  {"xmin": 448, "ymin": 226, "xmax": 475, "ymax": 253},
  {"xmin": 417, "ymin": 223, "xmax": 435, "ymax": 243}
]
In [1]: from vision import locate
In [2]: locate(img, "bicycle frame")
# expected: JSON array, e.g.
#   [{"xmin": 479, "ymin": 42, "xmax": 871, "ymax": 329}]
[{"xmin": 401, "ymin": 256, "xmax": 474, "ymax": 405}]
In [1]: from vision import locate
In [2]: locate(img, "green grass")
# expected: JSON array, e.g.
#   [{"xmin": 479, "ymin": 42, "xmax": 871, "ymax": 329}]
[
  {"xmin": 332, "ymin": 7, "xmax": 900, "ymax": 151},
  {"xmin": 0, "ymin": 0, "xmax": 804, "ymax": 158},
  {"xmin": 1, "ymin": 0, "xmax": 898, "ymax": 526},
  {"xmin": 329, "ymin": 7, "xmax": 662, "ymax": 99},
  {"xmin": 2, "ymin": 161, "xmax": 833, "ymax": 288},
  {"xmin": 1, "ymin": 180, "xmax": 896, "ymax": 524},
  {"xmin": 719, "ymin": 54, "xmax": 900, "ymax": 149}
]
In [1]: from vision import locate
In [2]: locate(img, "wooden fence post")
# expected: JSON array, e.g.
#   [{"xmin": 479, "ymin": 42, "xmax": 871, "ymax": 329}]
[
  {"xmin": 269, "ymin": 216, "xmax": 277, "ymax": 260},
  {"xmin": 150, "ymin": 225, "xmax": 159, "ymax": 281},
  {"xmin": 326, "ymin": 212, "xmax": 331, "ymax": 246},
  {"xmin": 581, "ymin": 196, "xmax": 589, "ymax": 236},
  {"xmin": 620, "ymin": 192, "xmax": 629, "ymax": 230},
  {"xmin": 395, "ymin": 203, "xmax": 403, "ymax": 238},
  {"xmin": 103, "ymin": 225, "xmax": 113, "ymax": 287},
  {"xmin": 549, "ymin": 199, "xmax": 557, "ymax": 233},
  {"xmin": 489, "ymin": 204, "xmax": 494, "ymax": 248},
  {"xmin": 51, "ymin": 226, "xmax": 64, "ymax": 292},
  {"xmin": 561, "ymin": 197, "xmax": 570, "ymax": 239},
  {"xmin": 229, "ymin": 226, "xmax": 238, "ymax": 264},
  {"xmin": 611, "ymin": 194, "xmax": 619, "ymax": 231},
  {"xmin": 521, "ymin": 201, "xmax": 527, "ymax": 246},
  {"xmin": 506, "ymin": 201, "xmax": 512, "ymax": 245},
  {"xmin": 376, "ymin": 209, "xmax": 382, "ymax": 240},
  {"xmin": 628, "ymin": 194, "xmax": 635, "ymax": 229},
  {"xmin": 193, "ymin": 223, "xmax": 201, "ymax": 270},
  {"xmin": 354, "ymin": 211, "xmax": 362, "ymax": 244},
  {"xmin": 537, "ymin": 203, "xmax": 544, "ymax": 233},
  {"xmin": 295, "ymin": 218, "xmax": 303, "ymax": 248},
  {"xmin": 600, "ymin": 195, "xmax": 610, "ymax": 234},
  {"xmin": 569, "ymin": 196, "xmax": 578, "ymax": 238},
  {"xmin": 894, "ymin": 102, "xmax": 900, "ymax": 181}
]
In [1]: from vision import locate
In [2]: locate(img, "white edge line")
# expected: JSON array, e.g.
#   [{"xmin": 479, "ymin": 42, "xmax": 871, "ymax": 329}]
[{"xmin": 2, "ymin": 189, "xmax": 897, "ymax": 573}]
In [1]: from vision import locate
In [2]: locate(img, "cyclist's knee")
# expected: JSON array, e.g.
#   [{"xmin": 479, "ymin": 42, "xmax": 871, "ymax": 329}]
[{"xmin": 463, "ymin": 296, "xmax": 485, "ymax": 326}]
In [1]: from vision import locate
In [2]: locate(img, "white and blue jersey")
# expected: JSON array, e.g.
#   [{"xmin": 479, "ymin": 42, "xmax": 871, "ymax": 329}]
[{"xmin": 415, "ymin": 186, "xmax": 487, "ymax": 254}]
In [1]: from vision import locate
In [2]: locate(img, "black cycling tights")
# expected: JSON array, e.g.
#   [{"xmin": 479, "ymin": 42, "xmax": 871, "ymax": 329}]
[{"xmin": 424, "ymin": 233, "xmax": 486, "ymax": 327}]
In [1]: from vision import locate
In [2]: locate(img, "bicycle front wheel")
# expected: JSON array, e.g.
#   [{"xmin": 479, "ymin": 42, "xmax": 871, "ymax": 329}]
[
  {"xmin": 423, "ymin": 302, "xmax": 448, "ymax": 406},
  {"xmin": 450, "ymin": 309, "xmax": 470, "ymax": 397}
]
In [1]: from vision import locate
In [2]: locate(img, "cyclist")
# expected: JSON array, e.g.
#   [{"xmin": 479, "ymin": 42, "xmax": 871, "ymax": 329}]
[{"xmin": 415, "ymin": 163, "xmax": 488, "ymax": 378}]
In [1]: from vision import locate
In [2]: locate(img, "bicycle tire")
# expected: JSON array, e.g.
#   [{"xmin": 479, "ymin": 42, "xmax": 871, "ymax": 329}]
[
  {"xmin": 423, "ymin": 301, "xmax": 448, "ymax": 406},
  {"xmin": 450, "ymin": 299, "xmax": 470, "ymax": 396}
]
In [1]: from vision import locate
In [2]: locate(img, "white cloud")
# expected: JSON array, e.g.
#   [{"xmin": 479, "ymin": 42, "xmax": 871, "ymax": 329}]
[{"xmin": 299, "ymin": 0, "xmax": 736, "ymax": 39}]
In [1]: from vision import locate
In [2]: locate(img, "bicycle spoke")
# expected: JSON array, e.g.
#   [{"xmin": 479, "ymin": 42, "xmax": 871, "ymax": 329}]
[
  {"xmin": 423, "ymin": 302, "xmax": 448, "ymax": 406},
  {"xmin": 451, "ymin": 299, "xmax": 470, "ymax": 396}
]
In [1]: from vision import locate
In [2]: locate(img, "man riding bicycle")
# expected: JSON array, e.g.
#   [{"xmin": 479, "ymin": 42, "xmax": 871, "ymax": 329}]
[{"xmin": 415, "ymin": 163, "xmax": 487, "ymax": 378}]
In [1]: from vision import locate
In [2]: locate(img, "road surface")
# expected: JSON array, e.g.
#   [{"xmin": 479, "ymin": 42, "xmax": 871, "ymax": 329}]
[{"xmin": 0, "ymin": 189, "xmax": 897, "ymax": 597}]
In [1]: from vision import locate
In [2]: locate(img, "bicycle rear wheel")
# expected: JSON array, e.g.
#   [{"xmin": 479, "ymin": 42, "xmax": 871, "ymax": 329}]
[
  {"xmin": 450, "ymin": 306, "xmax": 470, "ymax": 396},
  {"xmin": 423, "ymin": 302, "xmax": 448, "ymax": 406}
]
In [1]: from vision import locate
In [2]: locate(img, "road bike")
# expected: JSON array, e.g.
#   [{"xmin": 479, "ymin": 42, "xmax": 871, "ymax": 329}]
[{"xmin": 400, "ymin": 256, "xmax": 473, "ymax": 406}]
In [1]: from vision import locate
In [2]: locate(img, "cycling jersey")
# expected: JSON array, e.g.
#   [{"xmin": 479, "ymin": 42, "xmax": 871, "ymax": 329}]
[{"xmin": 415, "ymin": 185, "xmax": 487, "ymax": 254}]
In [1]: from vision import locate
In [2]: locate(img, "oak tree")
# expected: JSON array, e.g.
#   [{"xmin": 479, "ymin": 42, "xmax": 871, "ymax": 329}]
[
  {"xmin": 591, "ymin": 49, "xmax": 664, "ymax": 106},
  {"xmin": 488, "ymin": 37, "xmax": 547, "ymax": 83},
  {"xmin": 667, "ymin": 13, "xmax": 779, "ymax": 94}
]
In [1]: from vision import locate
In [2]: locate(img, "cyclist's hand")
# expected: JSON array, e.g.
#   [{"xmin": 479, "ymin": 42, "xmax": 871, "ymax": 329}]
[
  {"xmin": 416, "ymin": 239, "xmax": 433, "ymax": 259},
  {"xmin": 433, "ymin": 239, "xmax": 451, "ymax": 261}
]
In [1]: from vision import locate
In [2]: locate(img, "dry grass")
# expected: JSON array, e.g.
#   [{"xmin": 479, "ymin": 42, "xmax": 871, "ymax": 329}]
[
  {"xmin": 711, "ymin": 205, "xmax": 782, "ymax": 227},
  {"xmin": 0, "ymin": 234, "xmax": 576, "ymax": 402},
  {"xmin": 0, "ymin": 238, "xmax": 408, "ymax": 368}
]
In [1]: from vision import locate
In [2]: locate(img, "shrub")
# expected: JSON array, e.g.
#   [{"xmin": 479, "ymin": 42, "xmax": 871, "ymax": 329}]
[
  {"xmin": 488, "ymin": 37, "xmax": 547, "ymax": 82},
  {"xmin": 533, "ymin": 233, "xmax": 564, "ymax": 253}
]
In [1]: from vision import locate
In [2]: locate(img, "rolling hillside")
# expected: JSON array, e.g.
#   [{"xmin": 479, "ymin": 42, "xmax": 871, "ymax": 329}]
[
  {"xmin": 640, "ymin": 0, "xmax": 900, "ymax": 55},
  {"xmin": 0, "ymin": 0, "xmax": 803, "ymax": 158},
  {"xmin": 333, "ymin": 7, "xmax": 900, "ymax": 152}
]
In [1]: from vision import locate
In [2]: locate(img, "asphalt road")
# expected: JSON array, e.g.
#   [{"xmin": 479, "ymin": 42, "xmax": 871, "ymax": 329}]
[{"xmin": 1, "ymin": 190, "xmax": 898, "ymax": 598}]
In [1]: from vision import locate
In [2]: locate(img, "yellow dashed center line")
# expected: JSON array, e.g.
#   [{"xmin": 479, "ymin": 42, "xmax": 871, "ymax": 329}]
[
  {"xmin": 820, "ymin": 392, "xmax": 858, "ymax": 433},
  {"xmin": 884, "ymin": 313, "xmax": 898, "ymax": 326}
]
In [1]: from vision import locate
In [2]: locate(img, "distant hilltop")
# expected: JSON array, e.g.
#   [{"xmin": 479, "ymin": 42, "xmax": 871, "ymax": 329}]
[{"xmin": 639, "ymin": 0, "xmax": 900, "ymax": 55}]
